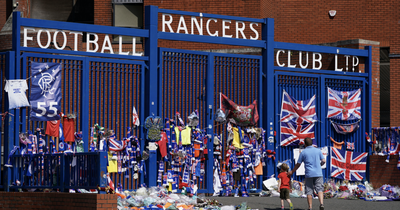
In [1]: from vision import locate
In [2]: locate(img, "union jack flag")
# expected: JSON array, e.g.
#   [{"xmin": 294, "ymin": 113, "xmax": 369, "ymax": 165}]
[
  {"xmin": 107, "ymin": 173, "xmax": 115, "ymax": 191},
  {"xmin": 280, "ymin": 121, "xmax": 316, "ymax": 146},
  {"xmin": 327, "ymin": 87, "xmax": 361, "ymax": 121},
  {"xmin": 346, "ymin": 142, "xmax": 355, "ymax": 150},
  {"xmin": 331, "ymin": 148, "xmax": 367, "ymax": 181},
  {"xmin": 109, "ymin": 135, "xmax": 127, "ymax": 152},
  {"xmin": 280, "ymin": 90, "xmax": 317, "ymax": 124},
  {"xmin": 389, "ymin": 142, "xmax": 400, "ymax": 155}
]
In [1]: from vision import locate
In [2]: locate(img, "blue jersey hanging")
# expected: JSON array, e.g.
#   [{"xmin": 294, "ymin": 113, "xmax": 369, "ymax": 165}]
[{"xmin": 30, "ymin": 61, "xmax": 62, "ymax": 121}]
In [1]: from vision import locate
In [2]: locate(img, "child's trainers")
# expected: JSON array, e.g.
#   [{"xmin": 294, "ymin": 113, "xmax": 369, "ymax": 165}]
[
  {"xmin": 281, "ymin": 206, "xmax": 284, "ymax": 210},
  {"xmin": 289, "ymin": 202, "xmax": 293, "ymax": 210}
]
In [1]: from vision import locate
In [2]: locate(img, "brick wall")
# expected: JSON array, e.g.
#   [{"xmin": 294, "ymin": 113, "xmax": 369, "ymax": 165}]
[
  {"xmin": 0, "ymin": 0, "xmax": 7, "ymax": 28},
  {"xmin": 369, "ymin": 155, "xmax": 400, "ymax": 189},
  {"xmin": 94, "ymin": 0, "xmax": 112, "ymax": 26},
  {"xmin": 0, "ymin": 33, "xmax": 12, "ymax": 51},
  {"xmin": 262, "ymin": 0, "xmax": 399, "ymax": 127},
  {"xmin": 0, "ymin": 192, "xmax": 117, "ymax": 210}
]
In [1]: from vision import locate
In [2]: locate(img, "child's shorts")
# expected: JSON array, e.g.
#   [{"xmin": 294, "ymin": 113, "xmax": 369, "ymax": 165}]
[{"xmin": 280, "ymin": 188, "xmax": 290, "ymax": 199}]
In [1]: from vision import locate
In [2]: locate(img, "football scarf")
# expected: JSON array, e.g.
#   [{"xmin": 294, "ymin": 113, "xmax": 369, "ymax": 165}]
[
  {"xmin": 389, "ymin": 129, "xmax": 400, "ymax": 155},
  {"xmin": 365, "ymin": 132, "xmax": 376, "ymax": 144},
  {"xmin": 74, "ymin": 131, "xmax": 84, "ymax": 153},
  {"xmin": 157, "ymin": 161, "xmax": 164, "ymax": 183},
  {"xmin": 27, "ymin": 131, "xmax": 34, "ymax": 154},
  {"xmin": 90, "ymin": 127, "xmax": 96, "ymax": 151},
  {"xmin": 331, "ymin": 120, "xmax": 360, "ymax": 135},
  {"xmin": 175, "ymin": 112, "xmax": 185, "ymax": 126},
  {"xmin": 327, "ymin": 87, "xmax": 361, "ymax": 121},
  {"xmin": 181, "ymin": 165, "xmax": 190, "ymax": 187},
  {"xmin": 4, "ymin": 146, "xmax": 19, "ymax": 167},
  {"xmin": 117, "ymin": 152, "xmax": 122, "ymax": 174}
]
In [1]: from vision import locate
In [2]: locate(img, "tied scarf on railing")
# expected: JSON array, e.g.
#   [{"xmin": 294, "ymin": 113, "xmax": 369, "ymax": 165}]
[
  {"xmin": 330, "ymin": 120, "xmax": 360, "ymax": 135},
  {"xmin": 4, "ymin": 146, "xmax": 19, "ymax": 167},
  {"xmin": 266, "ymin": 150, "xmax": 276, "ymax": 161},
  {"xmin": 365, "ymin": 132, "xmax": 376, "ymax": 145}
]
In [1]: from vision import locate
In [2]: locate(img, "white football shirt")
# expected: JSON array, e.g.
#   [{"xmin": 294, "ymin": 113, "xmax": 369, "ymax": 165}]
[{"xmin": 4, "ymin": 79, "xmax": 30, "ymax": 109}]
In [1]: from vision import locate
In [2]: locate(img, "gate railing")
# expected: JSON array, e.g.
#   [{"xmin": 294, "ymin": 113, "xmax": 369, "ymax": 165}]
[{"xmin": 9, "ymin": 152, "xmax": 108, "ymax": 192}]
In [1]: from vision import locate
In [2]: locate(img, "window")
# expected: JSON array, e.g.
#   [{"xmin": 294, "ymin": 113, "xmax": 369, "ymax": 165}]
[
  {"xmin": 31, "ymin": 0, "xmax": 94, "ymax": 24},
  {"xmin": 380, "ymin": 47, "xmax": 390, "ymax": 127},
  {"xmin": 113, "ymin": 0, "xmax": 143, "ymax": 43}
]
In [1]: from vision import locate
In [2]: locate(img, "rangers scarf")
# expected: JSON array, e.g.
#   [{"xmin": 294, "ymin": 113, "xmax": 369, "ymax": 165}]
[
  {"xmin": 331, "ymin": 148, "xmax": 367, "ymax": 181},
  {"xmin": 330, "ymin": 120, "xmax": 360, "ymax": 135},
  {"xmin": 327, "ymin": 87, "xmax": 361, "ymax": 121},
  {"xmin": 280, "ymin": 90, "xmax": 317, "ymax": 124}
]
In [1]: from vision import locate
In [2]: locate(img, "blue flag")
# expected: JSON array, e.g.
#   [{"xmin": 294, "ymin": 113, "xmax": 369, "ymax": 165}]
[{"xmin": 30, "ymin": 62, "xmax": 62, "ymax": 121}]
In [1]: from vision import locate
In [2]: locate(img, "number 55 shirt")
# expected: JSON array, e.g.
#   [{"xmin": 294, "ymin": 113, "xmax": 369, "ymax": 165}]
[{"xmin": 4, "ymin": 80, "xmax": 30, "ymax": 109}]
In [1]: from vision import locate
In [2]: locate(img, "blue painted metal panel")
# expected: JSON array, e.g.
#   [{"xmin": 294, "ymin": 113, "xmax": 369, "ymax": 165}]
[
  {"xmin": 18, "ymin": 47, "xmax": 149, "ymax": 61},
  {"xmin": 206, "ymin": 54, "xmax": 214, "ymax": 194},
  {"xmin": 158, "ymin": 32, "xmax": 265, "ymax": 48},
  {"xmin": 8, "ymin": 152, "xmax": 107, "ymax": 191},
  {"xmin": 0, "ymin": 52, "xmax": 10, "ymax": 189},
  {"xmin": 274, "ymin": 73, "xmax": 319, "ymax": 182},
  {"xmin": 4, "ymin": 51, "xmax": 16, "ymax": 192},
  {"xmin": 145, "ymin": 5, "xmax": 159, "ymax": 187},
  {"xmin": 88, "ymin": 58, "xmax": 145, "ymax": 190},
  {"xmin": 160, "ymin": 48, "xmax": 209, "ymax": 191},
  {"xmin": 10, "ymin": 154, "xmax": 65, "ymax": 190},
  {"xmin": 274, "ymin": 72, "xmax": 368, "ymax": 183},
  {"xmin": 263, "ymin": 18, "xmax": 275, "ymax": 178},
  {"xmin": 275, "ymin": 66, "xmax": 369, "ymax": 77},
  {"xmin": 160, "ymin": 47, "xmax": 263, "ymax": 192}
]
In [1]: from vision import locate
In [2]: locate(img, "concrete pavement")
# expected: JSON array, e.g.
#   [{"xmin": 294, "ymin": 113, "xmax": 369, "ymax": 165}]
[{"xmin": 205, "ymin": 196, "xmax": 400, "ymax": 210}]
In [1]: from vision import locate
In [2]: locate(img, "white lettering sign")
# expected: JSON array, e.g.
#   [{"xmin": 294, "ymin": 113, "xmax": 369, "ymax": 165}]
[
  {"xmin": 276, "ymin": 50, "xmax": 360, "ymax": 71},
  {"xmin": 23, "ymin": 27, "xmax": 143, "ymax": 56},
  {"xmin": 161, "ymin": 13, "xmax": 259, "ymax": 40}
]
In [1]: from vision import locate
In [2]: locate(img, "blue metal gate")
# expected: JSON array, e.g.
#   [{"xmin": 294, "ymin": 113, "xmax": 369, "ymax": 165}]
[
  {"xmin": 160, "ymin": 48, "xmax": 263, "ymax": 192},
  {"xmin": 6, "ymin": 53, "xmax": 146, "ymax": 191},
  {"xmin": 266, "ymin": 39, "xmax": 372, "ymax": 181},
  {"xmin": 1, "ymin": 6, "xmax": 373, "ymax": 193}
]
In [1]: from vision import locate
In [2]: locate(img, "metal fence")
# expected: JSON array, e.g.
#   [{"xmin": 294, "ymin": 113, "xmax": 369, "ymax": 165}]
[
  {"xmin": 9, "ymin": 152, "xmax": 108, "ymax": 191},
  {"xmin": 1, "ymin": 6, "xmax": 373, "ymax": 193}
]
